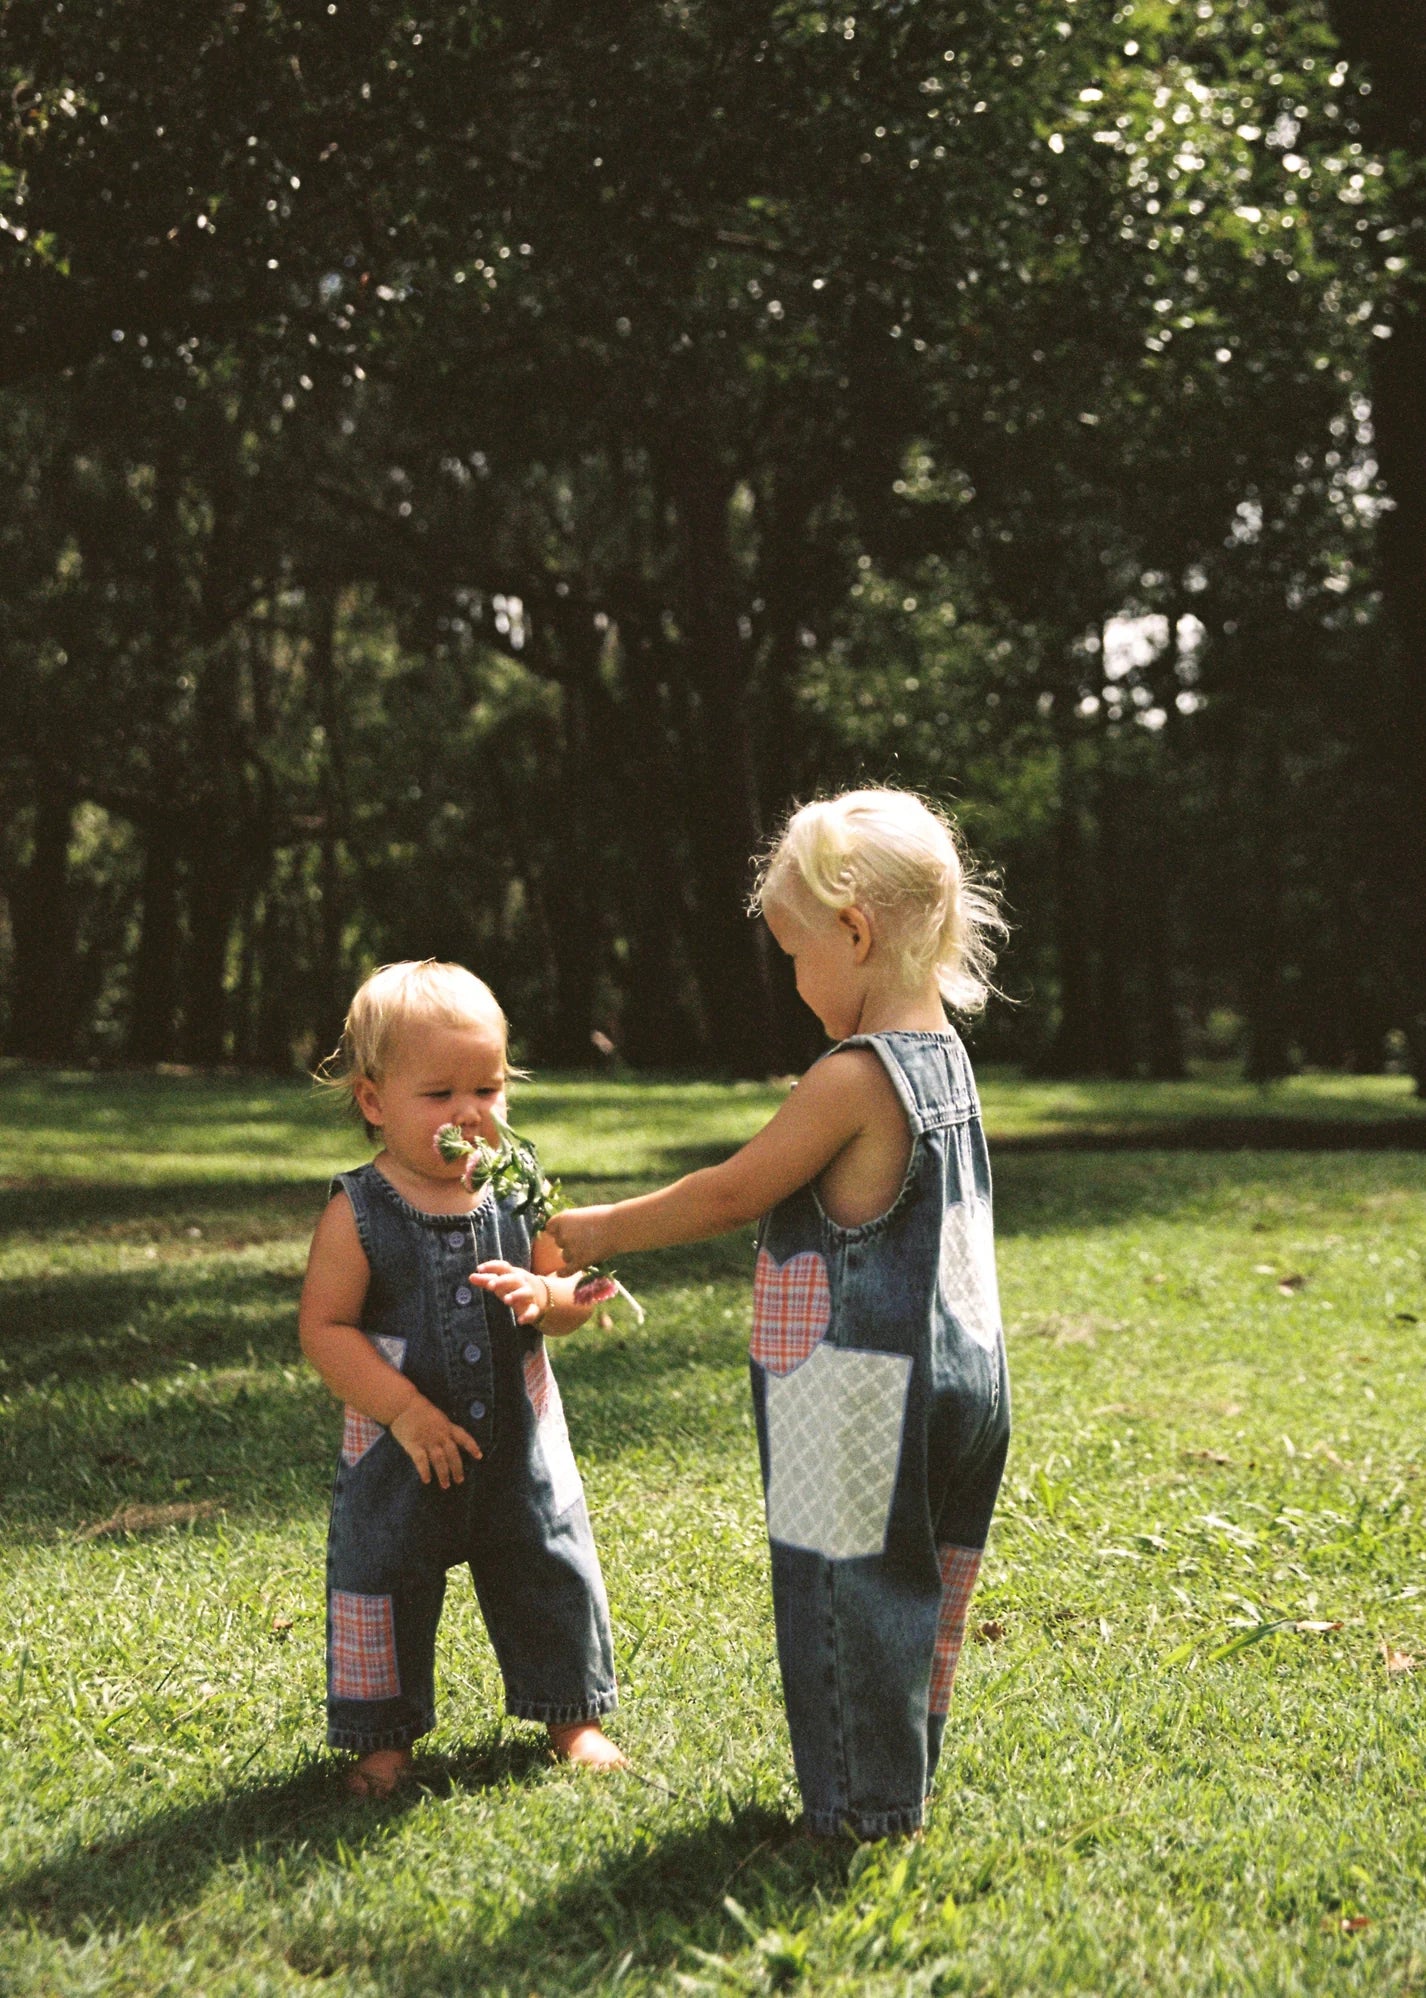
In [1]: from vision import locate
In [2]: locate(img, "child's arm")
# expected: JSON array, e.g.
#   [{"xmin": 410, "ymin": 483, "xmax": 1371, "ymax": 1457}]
[
  {"xmin": 468, "ymin": 1231, "xmax": 594, "ymax": 1338},
  {"xmin": 545, "ymin": 1048, "xmax": 884, "ymax": 1269},
  {"xmin": 299, "ymin": 1194, "xmax": 481, "ymax": 1487}
]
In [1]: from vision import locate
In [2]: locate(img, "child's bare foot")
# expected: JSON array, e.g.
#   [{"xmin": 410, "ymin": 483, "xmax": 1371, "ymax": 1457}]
[
  {"xmin": 547, "ymin": 1720, "xmax": 628, "ymax": 1769},
  {"xmin": 346, "ymin": 1747, "xmax": 411, "ymax": 1797}
]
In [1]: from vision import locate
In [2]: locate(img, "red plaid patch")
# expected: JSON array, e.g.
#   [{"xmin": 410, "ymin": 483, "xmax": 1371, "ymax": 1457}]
[
  {"xmin": 751, "ymin": 1249, "xmax": 831, "ymax": 1375},
  {"xmin": 523, "ymin": 1342, "xmax": 552, "ymax": 1423},
  {"xmin": 329, "ymin": 1591, "xmax": 400, "ymax": 1701},
  {"xmin": 929, "ymin": 1545, "xmax": 982, "ymax": 1716},
  {"xmin": 341, "ymin": 1408, "xmax": 383, "ymax": 1465}
]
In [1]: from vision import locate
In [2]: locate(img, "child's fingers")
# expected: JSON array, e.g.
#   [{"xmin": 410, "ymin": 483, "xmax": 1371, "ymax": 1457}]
[
  {"xmin": 453, "ymin": 1425, "xmax": 482, "ymax": 1459},
  {"xmin": 409, "ymin": 1445, "xmax": 432, "ymax": 1484}
]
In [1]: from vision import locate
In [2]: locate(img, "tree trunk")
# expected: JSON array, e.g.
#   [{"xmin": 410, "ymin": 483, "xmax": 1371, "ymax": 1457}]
[
  {"xmin": 612, "ymin": 614, "xmax": 705, "ymax": 1069},
  {"xmin": 672, "ymin": 460, "xmax": 774, "ymax": 1075},
  {"xmin": 1323, "ymin": 0, "xmax": 1426, "ymax": 1088},
  {"xmin": 308, "ymin": 593, "xmax": 350, "ymax": 1059},
  {"xmin": 1041, "ymin": 726, "xmax": 1100, "ymax": 1076},
  {"xmin": 128, "ymin": 810, "xmax": 183, "ymax": 1062},
  {"xmin": 1094, "ymin": 747, "xmax": 1135, "ymax": 1077},
  {"xmin": 1243, "ymin": 725, "xmax": 1293, "ymax": 1084},
  {"xmin": 182, "ymin": 824, "xmax": 237, "ymax": 1065},
  {"xmin": 6, "ymin": 790, "xmax": 80, "ymax": 1060},
  {"xmin": 1137, "ymin": 771, "xmax": 1186, "ymax": 1080}
]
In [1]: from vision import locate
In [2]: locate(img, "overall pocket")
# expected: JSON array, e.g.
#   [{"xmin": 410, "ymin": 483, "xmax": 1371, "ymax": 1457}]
[{"xmin": 764, "ymin": 1344, "xmax": 912, "ymax": 1559}]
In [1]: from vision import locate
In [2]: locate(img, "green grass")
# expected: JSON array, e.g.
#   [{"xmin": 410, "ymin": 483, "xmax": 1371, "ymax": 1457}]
[{"xmin": 3, "ymin": 1067, "xmax": 1426, "ymax": 1995}]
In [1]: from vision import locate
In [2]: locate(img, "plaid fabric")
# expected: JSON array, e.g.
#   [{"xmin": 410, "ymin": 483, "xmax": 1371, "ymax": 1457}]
[
  {"xmin": 929, "ymin": 1545, "xmax": 982, "ymax": 1716},
  {"xmin": 338, "ymin": 1336, "xmax": 406, "ymax": 1465},
  {"xmin": 341, "ymin": 1408, "xmax": 384, "ymax": 1465},
  {"xmin": 523, "ymin": 1342, "xmax": 552, "ymax": 1423},
  {"xmin": 751, "ymin": 1249, "xmax": 831, "ymax": 1375},
  {"xmin": 330, "ymin": 1591, "xmax": 400, "ymax": 1701}
]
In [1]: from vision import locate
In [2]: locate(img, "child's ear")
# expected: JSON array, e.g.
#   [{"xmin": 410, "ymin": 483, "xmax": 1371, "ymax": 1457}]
[
  {"xmin": 838, "ymin": 906, "xmax": 873, "ymax": 964},
  {"xmin": 352, "ymin": 1075, "xmax": 384, "ymax": 1128}
]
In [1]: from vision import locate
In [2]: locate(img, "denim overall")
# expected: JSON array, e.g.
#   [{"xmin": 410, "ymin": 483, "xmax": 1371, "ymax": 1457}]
[
  {"xmin": 750, "ymin": 1030, "xmax": 1010, "ymax": 1838},
  {"xmin": 324, "ymin": 1164, "xmax": 617, "ymax": 1753}
]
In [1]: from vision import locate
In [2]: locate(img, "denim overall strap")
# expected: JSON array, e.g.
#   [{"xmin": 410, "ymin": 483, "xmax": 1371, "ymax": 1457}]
[{"xmin": 750, "ymin": 1029, "xmax": 1009, "ymax": 1838}]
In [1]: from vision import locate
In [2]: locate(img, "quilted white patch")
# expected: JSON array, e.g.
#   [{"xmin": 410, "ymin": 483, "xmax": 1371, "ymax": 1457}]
[
  {"xmin": 938, "ymin": 1199, "xmax": 1001, "ymax": 1352},
  {"xmin": 765, "ymin": 1344, "xmax": 911, "ymax": 1559}
]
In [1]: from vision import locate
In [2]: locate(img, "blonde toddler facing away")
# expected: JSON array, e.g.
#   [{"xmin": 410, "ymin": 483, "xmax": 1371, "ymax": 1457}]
[{"xmin": 548, "ymin": 789, "xmax": 1009, "ymax": 1839}]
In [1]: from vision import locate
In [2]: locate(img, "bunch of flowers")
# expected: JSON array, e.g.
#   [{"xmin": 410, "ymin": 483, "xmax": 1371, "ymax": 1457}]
[{"xmin": 435, "ymin": 1117, "xmax": 644, "ymax": 1322}]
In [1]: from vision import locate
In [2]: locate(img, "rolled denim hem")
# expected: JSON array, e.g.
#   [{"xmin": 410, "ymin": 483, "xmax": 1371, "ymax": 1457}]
[
  {"xmin": 328, "ymin": 1715, "xmax": 434, "ymax": 1753},
  {"xmin": 803, "ymin": 1803, "xmax": 925, "ymax": 1841},
  {"xmin": 505, "ymin": 1687, "xmax": 618, "ymax": 1725}
]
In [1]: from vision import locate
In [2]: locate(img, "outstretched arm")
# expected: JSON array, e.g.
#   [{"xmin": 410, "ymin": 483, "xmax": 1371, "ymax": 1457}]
[{"xmin": 545, "ymin": 1049, "xmax": 878, "ymax": 1268}]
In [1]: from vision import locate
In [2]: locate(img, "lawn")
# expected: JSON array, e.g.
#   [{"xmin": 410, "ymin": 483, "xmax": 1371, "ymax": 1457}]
[{"xmin": 3, "ymin": 1065, "xmax": 1426, "ymax": 1995}]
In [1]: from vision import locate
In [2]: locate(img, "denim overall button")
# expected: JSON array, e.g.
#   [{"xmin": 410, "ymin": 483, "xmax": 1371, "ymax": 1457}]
[
  {"xmin": 463, "ymin": 1342, "xmax": 482, "ymax": 1364},
  {"xmin": 456, "ymin": 1286, "xmax": 473, "ymax": 1305},
  {"xmin": 447, "ymin": 1230, "xmax": 465, "ymax": 1249},
  {"xmin": 468, "ymin": 1400, "xmax": 486, "ymax": 1421}
]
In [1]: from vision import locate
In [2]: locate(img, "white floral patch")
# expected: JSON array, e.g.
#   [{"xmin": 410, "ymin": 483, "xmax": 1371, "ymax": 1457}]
[
  {"xmin": 938, "ymin": 1198, "xmax": 1001, "ymax": 1352},
  {"xmin": 765, "ymin": 1344, "xmax": 911, "ymax": 1559}
]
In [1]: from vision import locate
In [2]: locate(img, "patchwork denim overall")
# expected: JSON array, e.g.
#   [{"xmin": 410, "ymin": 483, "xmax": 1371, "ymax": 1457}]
[
  {"xmin": 750, "ymin": 1030, "xmax": 1009, "ymax": 1838},
  {"xmin": 324, "ymin": 1164, "xmax": 617, "ymax": 1753}
]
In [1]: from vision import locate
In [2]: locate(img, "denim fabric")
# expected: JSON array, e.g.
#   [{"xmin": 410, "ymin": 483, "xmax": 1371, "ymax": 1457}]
[
  {"xmin": 750, "ymin": 1030, "xmax": 1010, "ymax": 1838},
  {"xmin": 324, "ymin": 1163, "xmax": 617, "ymax": 1752}
]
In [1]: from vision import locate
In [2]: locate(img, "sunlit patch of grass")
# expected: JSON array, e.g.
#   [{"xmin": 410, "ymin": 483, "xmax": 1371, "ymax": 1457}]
[{"xmin": 2, "ymin": 1071, "xmax": 1426, "ymax": 1992}]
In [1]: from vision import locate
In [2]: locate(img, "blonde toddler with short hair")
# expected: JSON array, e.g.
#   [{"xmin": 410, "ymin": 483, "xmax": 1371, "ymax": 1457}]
[{"xmin": 301, "ymin": 959, "xmax": 624, "ymax": 1795}]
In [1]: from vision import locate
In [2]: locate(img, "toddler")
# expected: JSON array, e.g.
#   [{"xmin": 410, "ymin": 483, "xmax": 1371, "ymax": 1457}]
[
  {"xmin": 300, "ymin": 959, "xmax": 623, "ymax": 1796},
  {"xmin": 548, "ymin": 790, "xmax": 1009, "ymax": 1839}
]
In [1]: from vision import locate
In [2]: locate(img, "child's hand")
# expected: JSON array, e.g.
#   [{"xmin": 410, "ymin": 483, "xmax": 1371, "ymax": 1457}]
[
  {"xmin": 469, "ymin": 1259, "xmax": 551, "ymax": 1326},
  {"xmin": 544, "ymin": 1206, "xmax": 614, "ymax": 1272},
  {"xmin": 389, "ymin": 1395, "xmax": 482, "ymax": 1487}
]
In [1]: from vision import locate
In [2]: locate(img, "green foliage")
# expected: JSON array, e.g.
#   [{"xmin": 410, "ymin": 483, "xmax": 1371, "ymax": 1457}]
[
  {"xmin": 4, "ymin": 1072, "xmax": 1426, "ymax": 1991},
  {"xmin": 0, "ymin": 0, "xmax": 1416, "ymax": 1077}
]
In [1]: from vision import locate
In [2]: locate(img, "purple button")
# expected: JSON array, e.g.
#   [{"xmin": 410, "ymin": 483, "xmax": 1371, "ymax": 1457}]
[
  {"xmin": 468, "ymin": 1400, "xmax": 486, "ymax": 1421},
  {"xmin": 456, "ymin": 1286, "xmax": 473, "ymax": 1305},
  {"xmin": 463, "ymin": 1343, "xmax": 482, "ymax": 1365},
  {"xmin": 447, "ymin": 1230, "xmax": 465, "ymax": 1249}
]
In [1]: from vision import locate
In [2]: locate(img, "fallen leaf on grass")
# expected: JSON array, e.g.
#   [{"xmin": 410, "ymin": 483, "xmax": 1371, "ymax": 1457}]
[
  {"xmin": 974, "ymin": 1620, "xmax": 1006, "ymax": 1643},
  {"xmin": 1394, "ymin": 1312, "xmax": 1420, "ymax": 1325},
  {"xmin": 1321, "ymin": 1914, "xmax": 1372, "ymax": 1936},
  {"xmin": 1184, "ymin": 1448, "xmax": 1234, "ymax": 1466},
  {"xmin": 270, "ymin": 1614, "xmax": 294, "ymax": 1636},
  {"xmin": 94, "ymin": 1450, "xmax": 142, "ymax": 1469},
  {"xmin": 1253, "ymin": 1264, "xmax": 1277, "ymax": 1276},
  {"xmin": 77, "ymin": 1500, "xmax": 221, "ymax": 1541},
  {"xmin": 1293, "ymin": 1620, "xmax": 1343, "ymax": 1635},
  {"xmin": 1278, "ymin": 1274, "xmax": 1307, "ymax": 1295},
  {"xmin": 1383, "ymin": 1642, "xmax": 1416, "ymax": 1677}
]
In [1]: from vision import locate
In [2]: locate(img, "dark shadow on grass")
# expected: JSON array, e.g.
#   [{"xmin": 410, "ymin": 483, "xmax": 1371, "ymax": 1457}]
[
  {"xmin": 4, "ymin": 1744, "xmax": 843, "ymax": 1996},
  {"xmin": 0, "ymin": 1178, "xmax": 331, "ymax": 1244},
  {"xmin": 0, "ymin": 1266, "xmax": 753, "ymax": 1532},
  {"xmin": 1, "ymin": 1733, "xmax": 549, "ymax": 1939},
  {"xmin": 992, "ymin": 1116, "xmax": 1426, "ymax": 1152},
  {"xmin": 371, "ymin": 1802, "xmax": 853, "ymax": 1995}
]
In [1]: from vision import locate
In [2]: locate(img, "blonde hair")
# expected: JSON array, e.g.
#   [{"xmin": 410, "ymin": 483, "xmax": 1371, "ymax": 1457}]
[
  {"xmin": 316, "ymin": 959, "xmax": 518, "ymax": 1127},
  {"xmin": 752, "ymin": 788, "xmax": 1005, "ymax": 1016}
]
